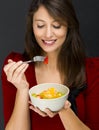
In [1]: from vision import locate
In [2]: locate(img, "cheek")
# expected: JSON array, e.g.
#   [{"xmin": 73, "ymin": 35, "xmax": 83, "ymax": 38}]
[
  {"xmin": 56, "ymin": 30, "xmax": 67, "ymax": 40},
  {"xmin": 55, "ymin": 27, "xmax": 67, "ymax": 38},
  {"xmin": 33, "ymin": 29, "xmax": 43, "ymax": 46},
  {"xmin": 33, "ymin": 25, "xmax": 43, "ymax": 38},
  {"xmin": 33, "ymin": 29, "xmax": 42, "ymax": 38}
]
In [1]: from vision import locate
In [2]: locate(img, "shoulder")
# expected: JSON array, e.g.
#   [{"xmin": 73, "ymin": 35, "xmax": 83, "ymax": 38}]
[
  {"xmin": 85, "ymin": 57, "xmax": 99, "ymax": 91},
  {"xmin": 85, "ymin": 57, "xmax": 99, "ymax": 75},
  {"xmin": 86, "ymin": 57, "xmax": 99, "ymax": 68},
  {"xmin": 3, "ymin": 51, "xmax": 25, "ymax": 65}
]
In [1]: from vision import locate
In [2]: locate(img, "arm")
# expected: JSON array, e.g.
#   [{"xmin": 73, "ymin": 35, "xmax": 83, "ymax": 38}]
[
  {"xmin": 5, "ymin": 88, "xmax": 30, "ymax": 130},
  {"xmin": 2, "ymin": 59, "xmax": 30, "ymax": 130},
  {"xmin": 59, "ymin": 108, "xmax": 90, "ymax": 130}
]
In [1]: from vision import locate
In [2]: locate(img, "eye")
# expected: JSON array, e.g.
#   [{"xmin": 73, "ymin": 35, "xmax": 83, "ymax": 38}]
[
  {"xmin": 37, "ymin": 25, "xmax": 45, "ymax": 28},
  {"xmin": 53, "ymin": 22, "xmax": 61, "ymax": 29},
  {"xmin": 53, "ymin": 25, "xmax": 61, "ymax": 29}
]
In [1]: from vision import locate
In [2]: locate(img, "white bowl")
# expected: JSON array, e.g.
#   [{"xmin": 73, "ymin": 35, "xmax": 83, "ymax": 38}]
[{"xmin": 29, "ymin": 83, "xmax": 69, "ymax": 112}]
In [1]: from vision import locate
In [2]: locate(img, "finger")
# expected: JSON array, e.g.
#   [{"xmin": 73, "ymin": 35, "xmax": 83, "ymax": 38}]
[
  {"xmin": 36, "ymin": 108, "xmax": 48, "ymax": 117},
  {"xmin": 8, "ymin": 59, "xmax": 13, "ymax": 63},
  {"xmin": 29, "ymin": 106, "xmax": 47, "ymax": 117},
  {"xmin": 4, "ymin": 60, "xmax": 23, "ymax": 75},
  {"xmin": 44, "ymin": 108, "xmax": 57, "ymax": 118},
  {"xmin": 28, "ymin": 101, "xmax": 33, "ymax": 105},
  {"xmin": 64, "ymin": 100, "xmax": 71, "ymax": 109},
  {"xmin": 8, "ymin": 61, "xmax": 23, "ymax": 75},
  {"xmin": 5, "ymin": 61, "xmax": 23, "ymax": 81},
  {"xmin": 3, "ymin": 61, "xmax": 16, "ymax": 74},
  {"xmin": 18, "ymin": 63, "xmax": 29, "ymax": 75},
  {"xmin": 12, "ymin": 63, "xmax": 29, "ymax": 80}
]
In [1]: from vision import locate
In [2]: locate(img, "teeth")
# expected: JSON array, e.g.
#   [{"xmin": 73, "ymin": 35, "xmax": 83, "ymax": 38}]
[{"xmin": 44, "ymin": 40, "xmax": 56, "ymax": 44}]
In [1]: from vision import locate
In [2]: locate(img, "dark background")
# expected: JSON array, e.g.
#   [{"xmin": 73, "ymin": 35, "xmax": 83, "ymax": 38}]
[{"xmin": 0, "ymin": 0, "xmax": 99, "ymax": 129}]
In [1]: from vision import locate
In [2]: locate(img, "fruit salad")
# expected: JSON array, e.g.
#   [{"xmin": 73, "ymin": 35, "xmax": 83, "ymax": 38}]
[
  {"xmin": 31, "ymin": 87, "xmax": 64, "ymax": 99},
  {"xmin": 44, "ymin": 56, "xmax": 48, "ymax": 64}
]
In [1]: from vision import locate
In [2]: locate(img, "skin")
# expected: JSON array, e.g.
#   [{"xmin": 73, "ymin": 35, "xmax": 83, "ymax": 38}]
[
  {"xmin": 4, "ymin": 5, "xmax": 91, "ymax": 130},
  {"xmin": 33, "ymin": 6, "xmax": 67, "ymax": 54}
]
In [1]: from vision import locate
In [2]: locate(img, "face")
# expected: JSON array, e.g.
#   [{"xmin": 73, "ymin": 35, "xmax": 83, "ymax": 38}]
[{"xmin": 33, "ymin": 6, "xmax": 68, "ymax": 54}]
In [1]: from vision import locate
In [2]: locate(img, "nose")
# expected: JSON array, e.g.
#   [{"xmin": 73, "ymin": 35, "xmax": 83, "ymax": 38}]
[{"xmin": 45, "ymin": 26, "xmax": 53, "ymax": 38}]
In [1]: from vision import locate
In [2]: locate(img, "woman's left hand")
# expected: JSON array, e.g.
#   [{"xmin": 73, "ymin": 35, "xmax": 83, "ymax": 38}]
[{"xmin": 29, "ymin": 100, "xmax": 71, "ymax": 118}]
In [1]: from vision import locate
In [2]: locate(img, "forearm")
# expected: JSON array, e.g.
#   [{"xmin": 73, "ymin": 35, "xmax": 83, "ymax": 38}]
[
  {"xmin": 5, "ymin": 88, "xmax": 30, "ymax": 130},
  {"xmin": 59, "ymin": 108, "xmax": 91, "ymax": 130}
]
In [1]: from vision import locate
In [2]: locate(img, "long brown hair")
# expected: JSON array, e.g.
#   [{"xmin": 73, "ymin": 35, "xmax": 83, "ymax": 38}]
[{"xmin": 24, "ymin": 0, "xmax": 86, "ymax": 88}]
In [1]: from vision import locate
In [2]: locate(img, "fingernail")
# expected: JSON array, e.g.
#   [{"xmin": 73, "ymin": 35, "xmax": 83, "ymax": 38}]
[{"xmin": 8, "ymin": 59, "xmax": 13, "ymax": 62}]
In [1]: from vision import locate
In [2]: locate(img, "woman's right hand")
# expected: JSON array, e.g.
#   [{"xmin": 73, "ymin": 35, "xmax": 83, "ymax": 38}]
[{"xmin": 3, "ymin": 59, "xmax": 29, "ymax": 90}]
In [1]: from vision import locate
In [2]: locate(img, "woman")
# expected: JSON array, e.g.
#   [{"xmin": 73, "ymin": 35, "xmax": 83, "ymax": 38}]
[{"xmin": 1, "ymin": 0, "xmax": 99, "ymax": 130}]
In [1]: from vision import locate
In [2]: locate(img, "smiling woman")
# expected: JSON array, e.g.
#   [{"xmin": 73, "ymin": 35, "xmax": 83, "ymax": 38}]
[{"xmin": 1, "ymin": 0, "xmax": 99, "ymax": 130}]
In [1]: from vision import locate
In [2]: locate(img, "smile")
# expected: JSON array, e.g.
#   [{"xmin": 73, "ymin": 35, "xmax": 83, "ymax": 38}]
[{"xmin": 42, "ymin": 40, "xmax": 57, "ymax": 45}]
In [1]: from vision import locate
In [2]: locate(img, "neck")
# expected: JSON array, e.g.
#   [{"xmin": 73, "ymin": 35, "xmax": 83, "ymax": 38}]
[{"xmin": 46, "ymin": 53, "xmax": 58, "ymax": 70}]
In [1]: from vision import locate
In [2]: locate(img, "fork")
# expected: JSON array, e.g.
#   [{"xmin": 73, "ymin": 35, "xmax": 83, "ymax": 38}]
[{"xmin": 23, "ymin": 56, "xmax": 46, "ymax": 63}]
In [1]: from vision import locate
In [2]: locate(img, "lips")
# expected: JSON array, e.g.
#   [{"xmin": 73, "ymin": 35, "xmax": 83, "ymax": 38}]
[{"xmin": 42, "ymin": 40, "xmax": 56, "ymax": 45}]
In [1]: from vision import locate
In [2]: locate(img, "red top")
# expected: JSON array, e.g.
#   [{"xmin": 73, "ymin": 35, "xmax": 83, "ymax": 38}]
[{"xmin": 1, "ymin": 52, "xmax": 99, "ymax": 130}]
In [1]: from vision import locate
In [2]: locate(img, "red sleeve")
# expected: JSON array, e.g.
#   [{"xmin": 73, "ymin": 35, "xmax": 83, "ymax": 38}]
[
  {"xmin": 1, "ymin": 52, "xmax": 23, "ymax": 127},
  {"xmin": 85, "ymin": 57, "xmax": 99, "ymax": 130}
]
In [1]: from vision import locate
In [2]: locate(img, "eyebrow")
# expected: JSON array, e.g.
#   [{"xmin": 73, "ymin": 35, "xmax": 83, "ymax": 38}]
[
  {"xmin": 34, "ymin": 19, "xmax": 61, "ymax": 24},
  {"xmin": 34, "ymin": 19, "xmax": 45, "ymax": 22}
]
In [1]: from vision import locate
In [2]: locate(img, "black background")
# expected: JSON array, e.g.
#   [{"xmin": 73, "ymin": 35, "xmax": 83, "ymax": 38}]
[{"xmin": 0, "ymin": 0, "xmax": 99, "ymax": 129}]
